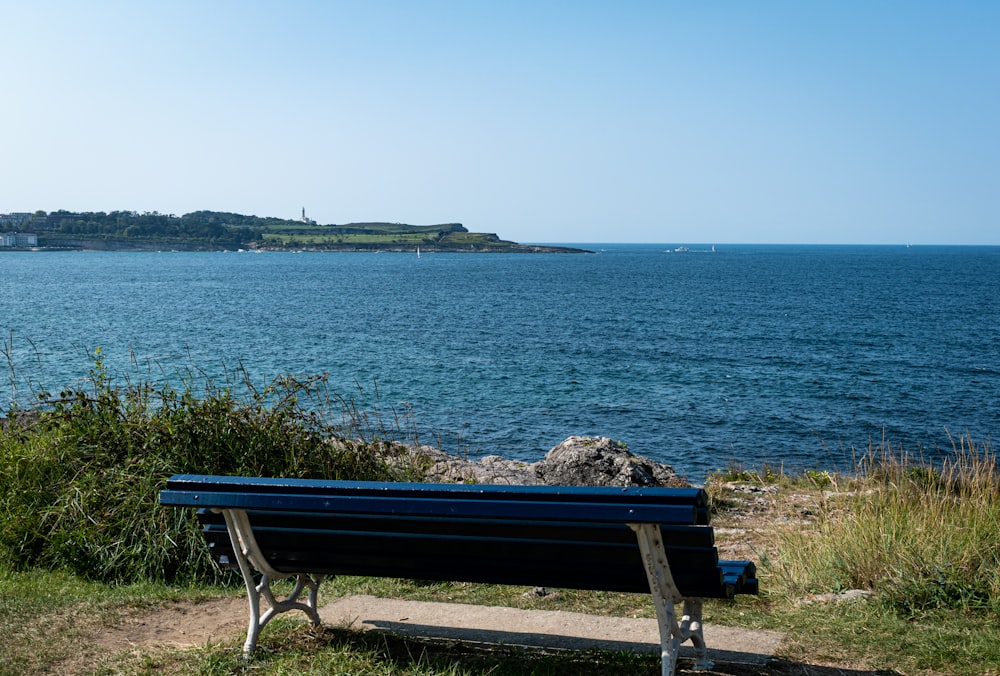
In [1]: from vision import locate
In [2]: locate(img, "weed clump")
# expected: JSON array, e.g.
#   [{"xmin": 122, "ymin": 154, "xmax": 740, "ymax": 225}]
[
  {"xmin": 778, "ymin": 434, "xmax": 1000, "ymax": 615},
  {"xmin": 0, "ymin": 352, "xmax": 417, "ymax": 585}
]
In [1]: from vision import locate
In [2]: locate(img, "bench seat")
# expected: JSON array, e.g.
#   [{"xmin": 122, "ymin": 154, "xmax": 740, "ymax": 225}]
[
  {"xmin": 161, "ymin": 474, "xmax": 758, "ymax": 676},
  {"xmin": 196, "ymin": 510, "xmax": 756, "ymax": 597}
]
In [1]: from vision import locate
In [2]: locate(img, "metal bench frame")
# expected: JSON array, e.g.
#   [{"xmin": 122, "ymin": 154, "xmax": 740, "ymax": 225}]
[{"xmin": 219, "ymin": 508, "xmax": 326, "ymax": 656}]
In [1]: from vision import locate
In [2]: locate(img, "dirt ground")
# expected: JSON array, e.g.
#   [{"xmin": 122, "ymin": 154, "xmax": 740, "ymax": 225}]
[{"xmin": 93, "ymin": 596, "xmax": 250, "ymax": 652}]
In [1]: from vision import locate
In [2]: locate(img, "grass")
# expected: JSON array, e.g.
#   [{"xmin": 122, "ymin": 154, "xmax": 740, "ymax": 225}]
[
  {"xmin": 262, "ymin": 232, "xmax": 439, "ymax": 246},
  {"xmin": 0, "ymin": 569, "xmax": 667, "ymax": 675},
  {"xmin": 2, "ymin": 356, "xmax": 1000, "ymax": 673},
  {"xmin": 0, "ymin": 566, "xmax": 226, "ymax": 675},
  {"xmin": 6, "ymin": 567, "xmax": 999, "ymax": 674},
  {"xmin": 701, "ymin": 433, "xmax": 1000, "ymax": 674},
  {"xmin": 133, "ymin": 625, "xmax": 662, "ymax": 676},
  {"xmin": 257, "ymin": 229, "xmax": 517, "ymax": 250},
  {"xmin": 776, "ymin": 434, "xmax": 1000, "ymax": 615}
]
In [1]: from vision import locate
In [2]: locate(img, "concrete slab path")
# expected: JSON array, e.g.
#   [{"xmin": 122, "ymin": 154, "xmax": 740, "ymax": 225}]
[{"xmin": 320, "ymin": 594, "xmax": 783, "ymax": 669}]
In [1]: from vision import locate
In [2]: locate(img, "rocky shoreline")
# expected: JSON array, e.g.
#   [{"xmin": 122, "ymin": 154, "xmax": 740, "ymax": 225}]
[
  {"xmin": 394, "ymin": 435, "xmax": 689, "ymax": 488},
  {"xmin": 1, "ymin": 413, "xmax": 685, "ymax": 488}
]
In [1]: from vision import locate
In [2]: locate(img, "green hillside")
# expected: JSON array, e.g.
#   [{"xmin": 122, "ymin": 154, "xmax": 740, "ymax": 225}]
[{"xmin": 20, "ymin": 210, "xmax": 586, "ymax": 253}]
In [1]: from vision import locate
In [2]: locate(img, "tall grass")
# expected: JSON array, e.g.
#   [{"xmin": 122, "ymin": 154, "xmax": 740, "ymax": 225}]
[
  {"xmin": 0, "ymin": 351, "xmax": 419, "ymax": 585},
  {"xmin": 779, "ymin": 433, "xmax": 1000, "ymax": 614}
]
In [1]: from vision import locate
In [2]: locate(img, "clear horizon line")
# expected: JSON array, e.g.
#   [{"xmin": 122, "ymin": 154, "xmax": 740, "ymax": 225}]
[{"xmin": 526, "ymin": 241, "xmax": 1000, "ymax": 247}]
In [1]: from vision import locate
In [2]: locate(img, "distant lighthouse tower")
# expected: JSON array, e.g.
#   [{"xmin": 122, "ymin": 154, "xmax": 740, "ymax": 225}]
[{"xmin": 299, "ymin": 207, "xmax": 315, "ymax": 224}]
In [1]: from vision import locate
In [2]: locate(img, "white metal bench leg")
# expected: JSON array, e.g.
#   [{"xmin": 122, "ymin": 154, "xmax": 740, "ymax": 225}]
[
  {"xmin": 680, "ymin": 599, "xmax": 711, "ymax": 670},
  {"xmin": 219, "ymin": 509, "xmax": 326, "ymax": 656},
  {"xmin": 630, "ymin": 523, "xmax": 714, "ymax": 676}
]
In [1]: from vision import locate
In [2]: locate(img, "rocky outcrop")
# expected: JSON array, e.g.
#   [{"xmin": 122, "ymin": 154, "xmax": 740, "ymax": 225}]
[
  {"xmin": 535, "ymin": 436, "xmax": 688, "ymax": 487},
  {"xmin": 407, "ymin": 435, "xmax": 687, "ymax": 488}
]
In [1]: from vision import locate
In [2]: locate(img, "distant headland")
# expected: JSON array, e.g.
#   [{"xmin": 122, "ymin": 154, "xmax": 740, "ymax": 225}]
[{"xmin": 0, "ymin": 209, "xmax": 590, "ymax": 253}]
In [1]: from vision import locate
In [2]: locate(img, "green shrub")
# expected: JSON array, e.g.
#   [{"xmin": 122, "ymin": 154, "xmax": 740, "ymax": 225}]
[{"xmin": 0, "ymin": 353, "xmax": 416, "ymax": 584}]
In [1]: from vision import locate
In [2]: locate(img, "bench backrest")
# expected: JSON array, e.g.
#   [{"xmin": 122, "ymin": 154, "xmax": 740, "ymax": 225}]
[
  {"xmin": 161, "ymin": 474, "xmax": 712, "ymax": 523},
  {"xmin": 160, "ymin": 475, "xmax": 757, "ymax": 599}
]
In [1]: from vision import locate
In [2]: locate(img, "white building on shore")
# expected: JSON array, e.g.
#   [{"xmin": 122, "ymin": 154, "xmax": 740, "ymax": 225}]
[{"xmin": 0, "ymin": 232, "xmax": 39, "ymax": 247}]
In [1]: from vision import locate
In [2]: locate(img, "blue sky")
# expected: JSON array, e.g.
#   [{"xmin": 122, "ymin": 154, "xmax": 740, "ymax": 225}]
[{"xmin": 2, "ymin": 1, "xmax": 997, "ymax": 244}]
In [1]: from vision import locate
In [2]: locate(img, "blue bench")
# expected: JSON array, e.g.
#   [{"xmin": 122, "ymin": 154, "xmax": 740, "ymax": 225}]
[{"xmin": 160, "ymin": 474, "xmax": 757, "ymax": 676}]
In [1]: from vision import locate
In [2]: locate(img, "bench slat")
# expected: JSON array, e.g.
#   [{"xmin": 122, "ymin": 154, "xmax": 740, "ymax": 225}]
[
  {"xmin": 164, "ymin": 475, "xmax": 711, "ymax": 524},
  {"xmin": 163, "ymin": 489, "xmax": 701, "ymax": 525},
  {"xmin": 720, "ymin": 560, "xmax": 759, "ymax": 594},
  {"xmin": 207, "ymin": 509, "xmax": 717, "ymax": 548},
  {"xmin": 166, "ymin": 474, "xmax": 709, "ymax": 504}
]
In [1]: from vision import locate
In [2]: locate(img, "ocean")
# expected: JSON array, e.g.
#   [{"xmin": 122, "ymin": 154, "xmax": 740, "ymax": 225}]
[{"xmin": 2, "ymin": 244, "xmax": 998, "ymax": 479}]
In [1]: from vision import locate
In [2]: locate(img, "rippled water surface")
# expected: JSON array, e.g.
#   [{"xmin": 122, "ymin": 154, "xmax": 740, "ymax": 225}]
[{"xmin": 3, "ymin": 245, "xmax": 998, "ymax": 477}]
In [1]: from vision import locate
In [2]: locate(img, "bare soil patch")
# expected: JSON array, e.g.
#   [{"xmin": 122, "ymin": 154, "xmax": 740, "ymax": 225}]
[{"xmin": 94, "ymin": 596, "xmax": 248, "ymax": 652}]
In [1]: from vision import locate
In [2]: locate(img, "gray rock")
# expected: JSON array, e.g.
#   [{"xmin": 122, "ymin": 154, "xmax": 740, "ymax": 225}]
[
  {"xmin": 403, "ymin": 435, "xmax": 685, "ymax": 488},
  {"xmin": 535, "ymin": 436, "xmax": 687, "ymax": 487}
]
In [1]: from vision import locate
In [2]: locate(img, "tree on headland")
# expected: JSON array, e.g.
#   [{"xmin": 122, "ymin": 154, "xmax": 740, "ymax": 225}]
[{"xmin": 41, "ymin": 210, "xmax": 263, "ymax": 248}]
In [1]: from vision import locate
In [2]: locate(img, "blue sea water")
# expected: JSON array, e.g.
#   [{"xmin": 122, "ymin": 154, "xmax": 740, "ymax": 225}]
[{"xmin": 2, "ymin": 245, "xmax": 998, "ymax": 478}]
